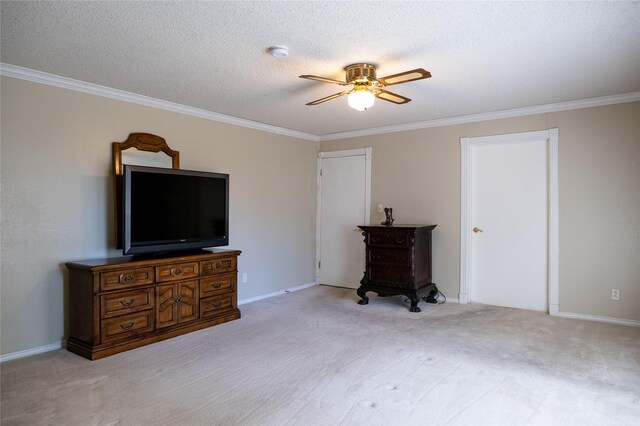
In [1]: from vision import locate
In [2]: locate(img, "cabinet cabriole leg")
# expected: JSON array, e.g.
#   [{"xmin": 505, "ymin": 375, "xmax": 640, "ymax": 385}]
[{"xmin": 357, "ymin": 287, "xmax": 369, "ymax": 305}]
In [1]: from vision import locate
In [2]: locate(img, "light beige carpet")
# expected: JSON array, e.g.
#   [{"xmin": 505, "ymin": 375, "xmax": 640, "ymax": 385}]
[{"xmin": 1, "ymin": 285, "xmax": 639, "ymax": 425}]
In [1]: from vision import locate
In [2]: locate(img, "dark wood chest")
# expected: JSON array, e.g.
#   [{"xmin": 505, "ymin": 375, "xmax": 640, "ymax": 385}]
[{"xmin": 357, "ymin": 225, "xmax": 437, "ymax": 312}]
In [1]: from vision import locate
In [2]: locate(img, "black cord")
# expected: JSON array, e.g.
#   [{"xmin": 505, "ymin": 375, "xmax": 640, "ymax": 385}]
[
  {"xmin": 433, "ymin": 290, "xmax": 447, "ymax": 304},
  {"xmin": 402, "ymin": 289, "xmax": 447, "ymax": 306}
]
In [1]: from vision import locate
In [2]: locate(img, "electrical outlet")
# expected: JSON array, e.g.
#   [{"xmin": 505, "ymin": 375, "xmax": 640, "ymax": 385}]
[
  {"xmin": 611, "ymin": 289, "xmax": 620, "ymax": 301},
  {"xmin": 377, "ymin": 204, "xmax": 384, "ymax": 213},
  {"xmin": 242, "ymin": 273, "xmax": 248, "ymax": 283}
]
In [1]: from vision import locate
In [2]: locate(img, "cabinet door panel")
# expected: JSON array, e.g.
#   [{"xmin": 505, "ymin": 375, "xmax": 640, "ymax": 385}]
[
  {"xmin": 156, "ymin": 284, "xmax": 178, "ymax": 329},
  {"xmin": 178, "ymin": 281, "xmax": 198, "ymax": 323}
]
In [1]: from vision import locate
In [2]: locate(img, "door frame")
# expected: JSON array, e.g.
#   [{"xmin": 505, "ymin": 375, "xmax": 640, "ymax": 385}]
[
  {"xmin": 316, "ymin": 148, "xmax": 372, "ymax": 285},
  {"xmin": 459, "ymin": 129, "xmax": 559, "ymax": 315}
]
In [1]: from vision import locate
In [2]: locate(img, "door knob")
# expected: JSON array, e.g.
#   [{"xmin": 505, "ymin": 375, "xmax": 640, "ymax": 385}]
[{"xmin": 473, "ymin": 227, "xmax": 483, "ymax": 233}]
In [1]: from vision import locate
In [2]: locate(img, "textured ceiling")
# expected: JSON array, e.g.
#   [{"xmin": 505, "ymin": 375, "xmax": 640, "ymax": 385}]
[{"xmin": 2, "ymin": 1, "xmax": 639, "ymax": 137}]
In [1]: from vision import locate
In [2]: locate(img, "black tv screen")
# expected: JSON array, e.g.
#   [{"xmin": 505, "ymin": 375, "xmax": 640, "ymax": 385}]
[{"xmin": 122, "ymin": 165, "xmax": 229, "ymax": 255}]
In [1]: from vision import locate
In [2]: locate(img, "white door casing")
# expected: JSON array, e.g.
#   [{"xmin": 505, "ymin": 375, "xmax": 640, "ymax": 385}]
[
  {"xmin": 460, "ymin": 129, "xmax": 559, "ymax": 314},
  {"xmin": 316, "ymin": 148, "xmax": 372, "ymax": 288}
]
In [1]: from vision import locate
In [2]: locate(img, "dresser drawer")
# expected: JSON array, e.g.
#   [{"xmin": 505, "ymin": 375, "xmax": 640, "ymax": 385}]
[
  {"xmin": 100, "ymin": 267, "xmax": 154, "ymax": 291},
  {"xmin": 368, "ymin": 231, "xmax": 411, "ymax": 248},
  {"xmin": 200, "ymin": 294, "xmax": 235, "ymax": 318},
  {"xmin": 200, "ymin": 274, "xmax": 235, "ymax": 298},
  {"xmin": 369, "ymin": 248, "xmax": 412, "ymax": 266},
  {"xmin": 201, "ymin": 256, "xmax": 236, "ymax": 276},
  {"xmin": 156, "ymin": 261, "xmax": 199, "ymax": 283},
  {"xmin": 100, "ymin": 288, "xmax": 154, "ymax": 319},
  {"xmin": 369, "ymin": 266, "xmax": 412, "ymax": 285},
  {"xmin": 101, "ymin": 310, "xmax": 154, "ymax": 343}
]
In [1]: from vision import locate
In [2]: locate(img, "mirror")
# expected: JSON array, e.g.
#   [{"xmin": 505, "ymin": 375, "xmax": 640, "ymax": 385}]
[{"xmin": 113, "ymin": 133, "xmax": 180, "ymax": 249}]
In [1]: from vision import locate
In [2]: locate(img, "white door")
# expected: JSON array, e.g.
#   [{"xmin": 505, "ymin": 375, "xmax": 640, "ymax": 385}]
[
  {"xmin": 470, "ymin": 139, "xmax": 549, "ymax": 311},
  {"xmin": 318, "ymin": 149, "xmax": 371, "ymax": 289}
]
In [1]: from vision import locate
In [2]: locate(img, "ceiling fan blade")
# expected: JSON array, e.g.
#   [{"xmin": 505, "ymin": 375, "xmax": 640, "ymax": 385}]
[
  {"xmin": 306, "ymin": 91, "xmax": 350, "ymax": 106},
  {"xmin": 378, "ymin": 68, "xmax": 431, "ymax": 86},
  {"xmin": 375, "ymin": 89, "xmax": 411, "ymax": 104},
  {"xmin": 299, "ymin": 75, "xmax": 349, "ymax": 86}
]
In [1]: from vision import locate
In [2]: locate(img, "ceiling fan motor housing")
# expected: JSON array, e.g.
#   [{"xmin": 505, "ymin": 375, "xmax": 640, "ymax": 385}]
[{"xmin": 345, "ymin": 64, "xmax": 378, "ymax": 85}]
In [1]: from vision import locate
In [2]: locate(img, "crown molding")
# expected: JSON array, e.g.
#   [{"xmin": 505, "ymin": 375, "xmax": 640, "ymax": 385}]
[
  {"xmin": 3, "ymin": 63, "xmax": 638, "ymax": 143},
  {"xmin": 318, "ymin": 91, "xmax": 640, "ymax": 141},
  {"xmin": 0, "ymin": 63, "xmax": 320, "ymax": 142}
]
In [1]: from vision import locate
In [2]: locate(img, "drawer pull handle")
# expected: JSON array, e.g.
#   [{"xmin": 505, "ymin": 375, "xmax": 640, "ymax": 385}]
[
  {"xmin": 211, "ymin": 301, "xmax": 223, "ymax": 308},
  {"xmin": 175, "ymin": 297, "xmax": 183, "ymax": 303},
  {"xmin": 120, "ymin": 298, "xmax": 134, "ymax": 307},
  {"xmin": 212, "ymin": 282, "xmax": 222, "ymax": 288},
  {"xmin": 396, "ymin": 238, "xmax": 405, "ymax": 244},
  {"xmin": 120, "ymin": 322, "xmax": 135, "ymax": 330},
  {"xmin": 119, "ymin": 274, "xmax": 134, "ymax": 283},
  {"xmin": 171, "ymin": 268, "xmax": 183, "ymax": 276}
]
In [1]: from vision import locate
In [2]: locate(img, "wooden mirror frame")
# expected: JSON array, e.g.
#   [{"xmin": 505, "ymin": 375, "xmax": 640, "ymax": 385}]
[{"xmin": 113, "ymin": 133, "xmax": 180, "ymax": 249}]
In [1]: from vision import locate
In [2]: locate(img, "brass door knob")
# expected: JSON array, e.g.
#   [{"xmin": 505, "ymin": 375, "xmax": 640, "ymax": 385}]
[{"xmin": 473, "ymin": 227, "xmax": 483, "ymax": 233}]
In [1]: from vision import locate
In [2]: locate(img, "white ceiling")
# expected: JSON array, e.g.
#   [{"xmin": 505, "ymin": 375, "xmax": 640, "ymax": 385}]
[{"xmin": 2, "ymin": 1, "xmax": 639, "ymax": 138}]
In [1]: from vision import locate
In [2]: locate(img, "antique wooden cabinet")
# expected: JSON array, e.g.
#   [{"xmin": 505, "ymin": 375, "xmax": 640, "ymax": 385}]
[
  {"xmin": 357, "ymin": 225, "xmax": 437, "ymax": 312},
  {"xmin": 66, "ymin": 249, "xmax": 240, "ymax": 359}
]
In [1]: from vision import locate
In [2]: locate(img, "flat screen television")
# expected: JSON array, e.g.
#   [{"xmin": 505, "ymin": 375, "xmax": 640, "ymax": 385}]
[{"xmin": 122, "ymin": 165, "xmax": 229, "ymax": 256}]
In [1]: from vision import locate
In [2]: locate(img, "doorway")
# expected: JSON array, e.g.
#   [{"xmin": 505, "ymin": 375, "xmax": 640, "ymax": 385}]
[
  {"xmin": 317, "ymin": 148, "xmax": 371, "ymax": 289},
  {"xmin": 460, "ymin": 129, "xmax": 559, "ymax": 314}
]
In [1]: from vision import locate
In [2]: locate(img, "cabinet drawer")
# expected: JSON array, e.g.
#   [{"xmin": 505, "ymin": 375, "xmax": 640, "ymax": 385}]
[
  {"xmin": 101, "ymin": 310, "xmax": 154, "ymax": 343},
  {"xmin": 200, "ymin": 274, "xmax": 235, "ymax": 298},
  {"xmin": 370, "ymin": 266, "xmax": 412, "ymax": 285},
  {"xmin": 100, "ymin": 267, "xmax": 154, "ymax": 291},
  {"xmin": 101, "ymin": 288, "xmax": 154, "ymax": 319},
  {"xmin": 200, "ymin": 294, "xmax": 235, "ymax": 319},
  {"xmin": 201, "ymin": 257, "xmax": 236, "ymax": 276},
  {"xmin": 156, "ymin": 262, "xmax": 199, "ymax": 283},
  {"xmin": 369, "ymin": 249, "xmax": 412, "ymax": 266},
  {"xmin": 368, "ymin": 231, "xmax": 411, "ymax": 248}
]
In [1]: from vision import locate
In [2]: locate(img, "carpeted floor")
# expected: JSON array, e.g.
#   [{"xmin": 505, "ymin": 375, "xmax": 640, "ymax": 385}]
[{"xmin": 1, "ymin": 285, "xmax": 639, "ymax": 425}]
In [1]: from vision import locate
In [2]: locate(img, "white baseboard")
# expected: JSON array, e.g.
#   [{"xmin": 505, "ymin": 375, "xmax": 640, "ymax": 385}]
[
  {"xmin": 0, "ymin": 341, "xmax": 64, "ymax": 363},
  {"xmin": 238, "ymin": 282, "xmax": 318, "ymax": 306},
  {"xmin": 558, "ymin": 311, "xmax": 640, "ymax": 327}
]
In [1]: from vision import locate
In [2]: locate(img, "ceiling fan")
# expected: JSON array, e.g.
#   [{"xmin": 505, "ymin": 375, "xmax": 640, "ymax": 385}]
[{"xmin": 299, "ymin": 63, "xmax": 431, "ymax": 111}]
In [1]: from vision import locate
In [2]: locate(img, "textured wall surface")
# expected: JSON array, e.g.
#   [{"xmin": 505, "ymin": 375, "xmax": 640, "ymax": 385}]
[
  {"xmin": 1, "ymin": 77, "xmax": 319, "ymax": 355},
  {"xmin": 321, "ymin": 102, "xmax": 640, "ymax": 321}
]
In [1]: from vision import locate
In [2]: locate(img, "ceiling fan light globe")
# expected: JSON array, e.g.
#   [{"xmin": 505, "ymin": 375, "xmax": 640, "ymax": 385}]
[{"xmin": 348, "ymin": 89, "xmax": 375, "ymax": 111}]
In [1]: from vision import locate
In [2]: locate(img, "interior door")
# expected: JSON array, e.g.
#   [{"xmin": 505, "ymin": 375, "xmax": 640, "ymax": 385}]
[
  {"xmin": 318, "ymin": 152, "xmax": 369, "ymax": 289},
  {"xmin": 470, "ymin": 140, "xmax": 548, "ymax": 311}
]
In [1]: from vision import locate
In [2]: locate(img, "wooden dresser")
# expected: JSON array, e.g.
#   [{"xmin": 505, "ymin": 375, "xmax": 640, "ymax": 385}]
[
  {"xmin": 357, "ymin": 225, "xmax": 437, "ymax": 312},
  {"xmin": 66, "ymin": 249, "xmax": 241, "ymax": 360}
]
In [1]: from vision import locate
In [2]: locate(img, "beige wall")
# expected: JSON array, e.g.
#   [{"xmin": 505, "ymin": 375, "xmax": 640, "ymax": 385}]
[
  {"xmin": 2, "ymin": 75, "xmax": 638, "ymax": 357},
  {"xmin": 1, "ymin": 77, "xmax": 319, "ymax": 355},
  {"xmin": 321, "ymin": 102, "xmax": 640, "ymax": 321}
]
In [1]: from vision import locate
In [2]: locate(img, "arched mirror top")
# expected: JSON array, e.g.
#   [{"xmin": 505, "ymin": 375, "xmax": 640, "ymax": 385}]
[
  {"xmin": 112, "ymin": 133, "xmax": 180, "ymax": 249},
  {"xmin": 113, "ymin": 133, "xmax": 180, "ymax": 176}
]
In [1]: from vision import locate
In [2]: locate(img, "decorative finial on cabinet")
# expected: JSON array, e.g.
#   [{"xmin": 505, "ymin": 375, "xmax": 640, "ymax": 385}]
[{"xmin": 381, "ymin": 207, "xmax": 394, "ymax": 227}]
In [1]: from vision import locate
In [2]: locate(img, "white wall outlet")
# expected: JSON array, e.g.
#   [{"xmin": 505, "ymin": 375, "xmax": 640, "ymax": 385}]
[
  {"xmin": 242, "ymin": 273, "xmax": 248, "ymax": 283},
  {"xmin": 377, "ymin": 204, "xmax": 384, "ymax": 213},
  {"xmin": 611, "ymin": 289, "xmax": 620, "ymax": 301}
]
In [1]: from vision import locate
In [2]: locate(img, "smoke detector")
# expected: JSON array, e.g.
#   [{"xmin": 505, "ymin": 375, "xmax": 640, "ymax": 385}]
[{"xmin": 269, "ymin": 45, "xmax": 289, "ymax": 58}]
